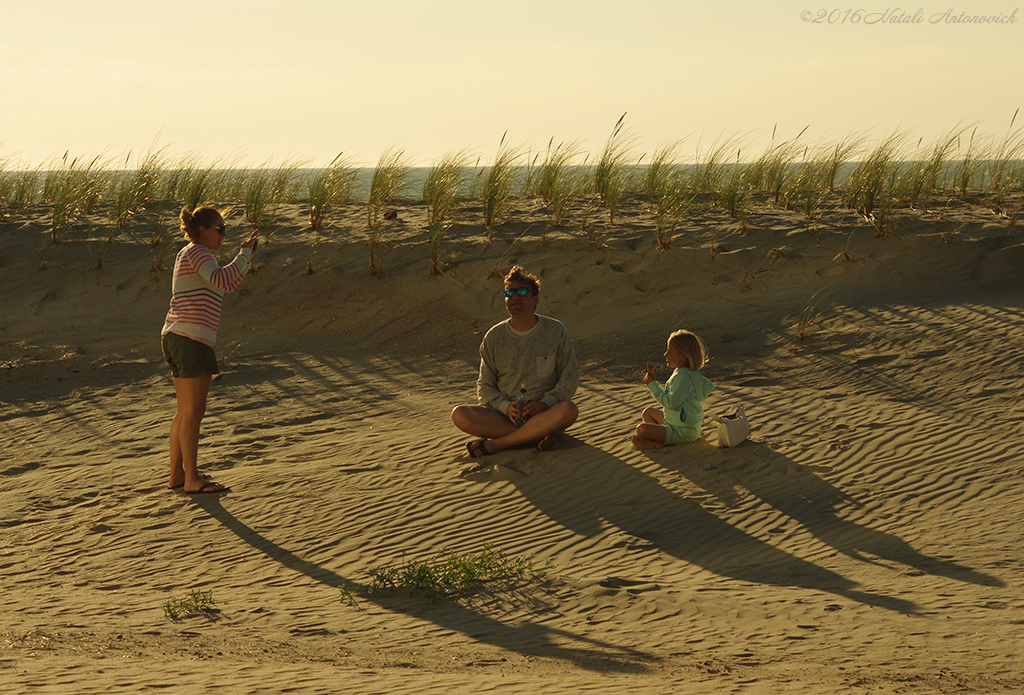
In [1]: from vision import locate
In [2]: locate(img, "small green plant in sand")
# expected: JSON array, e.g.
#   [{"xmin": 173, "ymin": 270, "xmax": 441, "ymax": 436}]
[
  {"xmin": 163, "ymin": 589, "xmax": 216, "ymax": 621},
  {"xmin": 424, "ymin": 148, "xmax": 470, "ymax": 276},
  {"xmin": 796, "ymin": 291, "xmax": 834, "ymax": 341},
  {"xmin": 346, "ymin": 544, "xmax": 543, "ymax": 602},
  {"xmin": 367, "ymin": 145, "xmax": 412, "ymax": 228},
  {"xmin": 593, "ymin": 113, "xmax": 637, "ymax": 224},
  {"xmin": 480, "ymin": 133, "xmax": 521, "ymax": 239}
]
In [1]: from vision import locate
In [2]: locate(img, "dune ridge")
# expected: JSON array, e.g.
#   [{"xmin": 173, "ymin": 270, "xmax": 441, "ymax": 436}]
[{"xmin": 3, "ymin": 191, "xmax": 1024, "ymax": 693}]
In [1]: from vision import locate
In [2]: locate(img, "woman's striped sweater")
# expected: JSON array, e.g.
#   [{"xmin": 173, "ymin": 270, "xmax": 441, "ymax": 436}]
[{"xmin": 161, "ymin": 242, "xmax": 251, "ymax": 347}]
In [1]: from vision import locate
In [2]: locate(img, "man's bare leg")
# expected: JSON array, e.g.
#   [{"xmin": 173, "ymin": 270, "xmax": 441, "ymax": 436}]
[
  {"xmin": 486, "ymin": 401, "xmax": 578, "ymax": 453},
  {"xmin": 452, "ymin": 402, "xmax": 578, "ymax": 454}
]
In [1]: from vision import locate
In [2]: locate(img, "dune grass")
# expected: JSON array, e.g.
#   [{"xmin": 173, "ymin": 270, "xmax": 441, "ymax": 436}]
[
  {"xmin": 642, "ymin": 141, "xmax": 692, "ymax": 250},
  {"xmin": 692, "ymin": 135, "xmax": 742, "ymax": 195},
  {"xmin": 796, "ymin": 291, "xmax": 835, "ymax": 341},
  {"xmin": 984, "ymin": 109, "xmax": 1022, "ymax": 213},
  {"xmin": 240, "ymin": 159, "xmax": 304, "ymax": 240},
  {"xmin": 951, "ymin": 127, "xmax": 987, "ymax": 201},
  {"xmin": 480, "ymin": 133, "xmax": 521, "ymax": 239},
  {"xmin": 593, "ymin": 113, "xmax": 637, "ymax": 224},
  {"xmin": 42, "ymin": 152, "xmax": 106, "ymax": 243},
  {"xmin": 528, "ymin": 138, "xmax": 584, "ymax": 227},
  {"xmin": 367, "ymin": 145, "xmax": 412, "ymax": 228},
  {"xmin": 843, "ymin": 131, "xmax": 906, "ymax": 234},
  {"xmin": 107, "ymin": 148, "xmax": 168, "ymax": 227},
  {"xmin": 424, "ymin": 148, "xmax": 470, "ymax": 276},
  {"xmin": 307, "ymin": 152, "xmax": 357, "ymax": 236}
]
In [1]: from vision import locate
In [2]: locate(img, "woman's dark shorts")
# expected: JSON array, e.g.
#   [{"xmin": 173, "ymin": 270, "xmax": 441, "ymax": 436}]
[{"xmin": 161, "ymin": 332, "xmax": 219, "ymax": 378}]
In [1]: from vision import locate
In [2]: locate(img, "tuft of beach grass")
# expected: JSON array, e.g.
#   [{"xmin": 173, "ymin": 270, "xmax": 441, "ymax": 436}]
[
  {"xmin": 529, "ymin": 138, "xmax": 584, "ymax": 228},
  {"xmin": 593, "ymin": 113, "xmax": 638, "ymax": 224},
  {"xmin": 367, "ymin": 145, "xmax": 412, "ymax": 229},
  {"xmin": 307, "ymin": 152, "xmax": 357, "ymax": 236},
  {"xmin": 424, "ymin": 148, "xmax": 471, "ymax": 276},
  {"xmin": 480, "ymin": 132, "xmax": 521, "ymax": 239}
]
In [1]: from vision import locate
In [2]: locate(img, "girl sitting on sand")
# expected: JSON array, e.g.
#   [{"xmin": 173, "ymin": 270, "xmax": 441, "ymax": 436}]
[{"xmin": 632, "ymin": 329, "xmax": 715, "ymax": 449}]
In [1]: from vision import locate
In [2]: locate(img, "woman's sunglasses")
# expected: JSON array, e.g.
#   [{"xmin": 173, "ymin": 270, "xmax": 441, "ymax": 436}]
[{"xmin": 503, "ymin": 287, "xmax": 533, "ymax": 298}]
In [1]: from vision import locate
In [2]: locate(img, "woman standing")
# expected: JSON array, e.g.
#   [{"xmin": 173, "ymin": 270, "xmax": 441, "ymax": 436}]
[{"xmin": 162, "ymin": 207, "xmax": 257, "ymax": 493}]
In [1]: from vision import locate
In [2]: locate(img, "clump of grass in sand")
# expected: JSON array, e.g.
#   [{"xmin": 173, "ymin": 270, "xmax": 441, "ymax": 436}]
[
  {"xmin": 718, "ymin": 155, "xmax": 748, "ymax": 219},
  {"xmin": 527, "ymin": 138, "xmax": 584, "ymax": 228},
  {"xmin": 163, "ymin": 589, "xmax": 217, "ymax": 621},
  {"xmin": 307, "ymin": 152, "xmax": 357, "ymax": 236},
  {"xmin": 41, "ymin": 152, "xmax": 106, "ymax": 243},
  {"xmin": 745, "ymin": 125, "xmax": 809, "ymax": 206},
  {"xmin": 367, "ymin": 145, "xmax": 412, "ymax": 228},
  {"xmin": 108, "ymin": 147, "xmax": 168, "ymax": 227},
  {"xmin": 951, "ymin": 127, "xmax": 987, "ymax": 201},
  {"xmin": 843, "ymin": 131, "xmax": 906, "ymax": 236},
  {"xmin": 641, "ymin": 141, "xmax": 692, "ymax": 250},
  {"xmin": 424, "ymin": 148, "xmax": 470, "ymax": 276},
  {"xmin": 4, "ymin": 167, "xmax": 41, "ymax": 212},
  {"xmin": 893, "ymin": 132, "xmax": 956, "ymax": 211},
  {"xmin": 653, "ymin": 174, "xmax": 693, "ymax": 251},
  {"xmin": 593, "ymin": 113, "xmax": 637, "ymax": 224},
  {"xmin": 480, "ymin": 133, "xmax": 521, "ymax": 239},
  {"xmin": 242, "ymin": 159, "xmax": 304, "ymax": 240},
  {"xmin": 692, "ymin": 134, "xmax": 741, "ymax": 195},
  {"xmin": 344, "ymin": 544, "xmax": 543, "ymax": 603},
  {"xmin": 983, "ymin": 109, "xmax": 1022, "ymax": 214},
  {"xmin": 795, "ymin": 291, "xmax": 834, "ymax": 341},
  {"xmin": 365, "ymin": 147, "xmax": 412, "ymax": 276}
]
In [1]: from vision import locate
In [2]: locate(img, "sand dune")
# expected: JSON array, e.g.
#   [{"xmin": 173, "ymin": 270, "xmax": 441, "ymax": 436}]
[{"xmin": 3, "ymin": 193, "xmax": 1024, "ymax": 693}]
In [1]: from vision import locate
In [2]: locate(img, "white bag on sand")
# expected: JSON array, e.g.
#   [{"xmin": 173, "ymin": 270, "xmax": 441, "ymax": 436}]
[{"xmin": 713, "ymin": 407, "xmax": 749, "ymax": 448}]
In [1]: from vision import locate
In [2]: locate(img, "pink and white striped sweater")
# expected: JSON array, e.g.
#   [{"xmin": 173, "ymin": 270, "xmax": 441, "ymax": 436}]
[{"xmin": 161, "ymin": 243, "xmax": 251, "ymax": 347}]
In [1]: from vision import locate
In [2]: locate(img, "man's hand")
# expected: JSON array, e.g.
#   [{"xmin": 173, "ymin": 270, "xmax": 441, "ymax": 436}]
[{"xmin": 507, "ymin": 399, "xmax": 550, "ymax": 423}]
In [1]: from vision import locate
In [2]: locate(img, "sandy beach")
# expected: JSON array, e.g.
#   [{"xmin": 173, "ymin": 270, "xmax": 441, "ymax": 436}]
[{"xmin": 3, "ymin": 188, "xmax": 1024, "ymax": 693}]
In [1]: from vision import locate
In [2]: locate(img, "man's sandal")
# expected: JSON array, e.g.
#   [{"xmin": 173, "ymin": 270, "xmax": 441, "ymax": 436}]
[{"xmin": 466, "ymin": 439, "xmax": 492, "ymax": 458}]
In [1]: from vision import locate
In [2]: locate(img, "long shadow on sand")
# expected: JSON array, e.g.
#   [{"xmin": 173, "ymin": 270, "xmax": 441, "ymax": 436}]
[
  {"xmin": 507, "ymin": 441, "xmax": 920, "ymax": 613},
  {"xmin": 189, "ymin": 495, "xmax": 653, "ymax": 674},
  {"xmin": 645, "ymin": 440, "xmax": 1004, "ymax": 588}
]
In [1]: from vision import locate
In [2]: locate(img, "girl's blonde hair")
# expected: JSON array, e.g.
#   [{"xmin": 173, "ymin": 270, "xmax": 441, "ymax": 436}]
[
  {"xmin": 667, "ymin": 329, "xmax": 708, "ymax": 370},
  {"xmin": 179, "ymin": 206, "xmax": 222, "ymax": 242}
]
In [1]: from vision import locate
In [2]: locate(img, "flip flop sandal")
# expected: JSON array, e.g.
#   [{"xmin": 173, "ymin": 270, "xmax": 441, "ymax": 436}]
[{"xmin": 185, "ymin": 481, "xmax": 231, "ymax": 494}]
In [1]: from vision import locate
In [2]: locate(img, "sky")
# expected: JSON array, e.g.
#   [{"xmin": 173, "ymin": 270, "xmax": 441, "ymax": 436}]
[{"xmin": 1, "ymin": 0, "xmax": 1022, "ymax": 167}]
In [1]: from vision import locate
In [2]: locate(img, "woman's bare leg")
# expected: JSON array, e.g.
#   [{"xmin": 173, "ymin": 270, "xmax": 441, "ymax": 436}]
[{"xmin": 169, "ymin": 375, "xmax": 215, "ymax": 491}]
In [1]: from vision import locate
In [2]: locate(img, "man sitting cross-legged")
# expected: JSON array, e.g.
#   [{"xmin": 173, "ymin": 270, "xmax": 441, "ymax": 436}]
[{"xmin": 451, "ymin": 265, "xmax": 579, "ymax": 457}]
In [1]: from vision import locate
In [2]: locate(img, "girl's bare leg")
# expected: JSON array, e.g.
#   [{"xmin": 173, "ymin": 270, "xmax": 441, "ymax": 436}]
[
  {"xmin": 633, "ymin": 421, "xmax": 667, "ymax": 449},
  {"xmin": 642, "ymin": 407, "xmax": 664, "ymax": 425}
]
